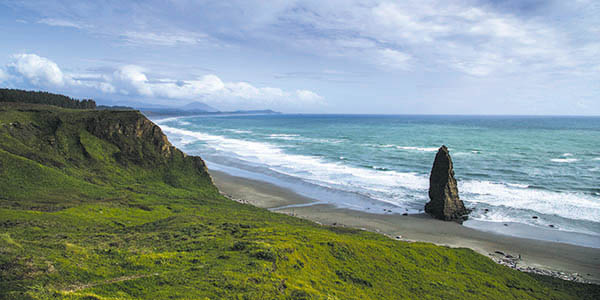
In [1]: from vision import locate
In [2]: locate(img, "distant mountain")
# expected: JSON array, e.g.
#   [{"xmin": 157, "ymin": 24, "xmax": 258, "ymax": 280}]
[{"xmin": 181, "ymin": 101, "xmax": 219, "ymax": 112}]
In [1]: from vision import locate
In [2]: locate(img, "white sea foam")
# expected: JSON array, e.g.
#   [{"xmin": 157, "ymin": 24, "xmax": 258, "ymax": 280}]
[
  {"xmin": 563, "ymin": 153, "xmax": 573, "ymax": 157},
  {"xmin": 550, "ymin": 158, "xmax": 579, "ymax": 163},
  {"xmin": 268, "ymin": 133, "xmax": 301, "ymax": 140},
  {"xmin": 154, "ymin": 116, "xmax": 180, "ymax": 124},
  {"xmin": 461, "ymin": 180, "xmax": 600, "ymax": 223},
  {"xmin": 396, "ymin": 146, "xmax": 439, "ymax": 152},
  {"xmin": 593, "ymin": 157, "xmax": 600, "ymax": 161},
  {"xmin": 372, "ymin": 166, "xmax": 389, "ymax": 170},
  {"xmin": 471, "ymin": 209, "xmax": 525, "ymax": 224},
  {"xmin": 268, "ymin": 134, "xmax": 344, "ymax": 144},
  {"xmin": 369, "ymin": 144, "xmax": 439, "ymax": 152},
  {"xmin": 505, "ymin": 182, "xmax": 529, "ymax": 188},
  {"xmin": 224, "ymin": 129, "xmax": 252, "ymax": 134}
]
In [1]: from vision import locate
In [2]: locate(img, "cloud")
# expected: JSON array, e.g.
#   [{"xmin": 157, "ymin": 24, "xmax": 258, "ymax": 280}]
[
  {"xmin": 261, "ymin": 0, "xmax": 596, "ymax": 76},
  {"xmin": 296, "ymin": 89, "xmax": 323, "ymax": 103},
  {"xmin": 4, "ymin": 54, "xmax": 116, "ymax": 92},
  {"xmin": 10, "ymin": 0, "xmax": 598, "ymax": 77},
  {"xmin": 113, "ymin": 65, "xmax": 318, "ymax": 105},
  {"xmin": 8, "ymin": 54, "xmax": 66, "ymax": 86},
  {"xmin": 120, "ymin": 31, "xmax": 209, "ymax": 46},
  {"xmin": 38, "ymin": 18, "xmax": 84, "ymax": 29},
  {"xmin": 375, "ymin": 49, "xmax": 411, "ymax": 70},
  {"xmin": 2, "ymin": 53, "xmax": 323, "ymax": 107}
]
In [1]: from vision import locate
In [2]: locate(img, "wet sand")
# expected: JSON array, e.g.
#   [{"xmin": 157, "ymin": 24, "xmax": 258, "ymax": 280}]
[{"xmin": 210, "ymin": 169, "xmax": 600, "ymax": 283}]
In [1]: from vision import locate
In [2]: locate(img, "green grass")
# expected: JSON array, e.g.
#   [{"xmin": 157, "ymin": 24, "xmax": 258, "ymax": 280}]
[{"xmin": 1, "ymin": 103, "xmax": 598, "ymax": 299}]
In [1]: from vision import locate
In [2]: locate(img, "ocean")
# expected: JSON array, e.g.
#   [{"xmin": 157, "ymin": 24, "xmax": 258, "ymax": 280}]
[{"xmin": 154, "ymin": 114, "xmax": 600, "ymax": 247}]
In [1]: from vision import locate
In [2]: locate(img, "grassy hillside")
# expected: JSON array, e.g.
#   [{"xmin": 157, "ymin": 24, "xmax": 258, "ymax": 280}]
[{"xmin": 1, "ymin": 103, "xmax": 598, "ymax": 299}]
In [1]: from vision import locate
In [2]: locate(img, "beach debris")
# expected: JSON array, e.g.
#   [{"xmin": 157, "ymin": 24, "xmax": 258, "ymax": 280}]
[
  {"xmin": 424, "ymin": 145, "xmax": 470, "ymax": 223},
  {"xmin": 548, "ymin": 224, "xmax": 555, "ymax": 228},
  {"xmin": 532, "ymin": 216, "xmax": 538, "ymax": 219},
  {"xmin": 395, "ymin": 235, "xmax": 402, "ymax": 240},
  {"xmin": 402, "ymin": 213, "xmax": 408, "ymax": 216},
  {"xmin": 503, "ymin": 223, "xmax": 508, "ymax": 226},
  {"xmin": 489, "ymin": 251, "xmax": 589, "ymax": 283}
]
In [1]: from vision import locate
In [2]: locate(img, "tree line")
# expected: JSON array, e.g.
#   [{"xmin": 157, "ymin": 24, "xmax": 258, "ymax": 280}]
[{"xmin": 0, "ymin": 88, "xmax": 97, "ymax": 109}]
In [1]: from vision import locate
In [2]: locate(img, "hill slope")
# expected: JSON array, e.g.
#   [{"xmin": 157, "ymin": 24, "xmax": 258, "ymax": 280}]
[
  {"xmin": 0, "ymin": 102, "xmax": 598, "ymax": 299},
  {"xmin": 181, "ymin": 101, "xmax": 219, "ymax": 112}
]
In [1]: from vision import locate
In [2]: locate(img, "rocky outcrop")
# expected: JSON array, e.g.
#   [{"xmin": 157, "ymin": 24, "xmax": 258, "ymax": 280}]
[
  {"xmin": 85, "ymin": 111, "xmax": 207, "ymax": 171},
  {"xmin": 86, "ymin": 111, "xmax": 174, "ymax": 162},
  {"xmin": 84, "ymin": 110, "xmax": 212, "ymax": 186},
  {"xmin": 425, "ymin": 145, "xmax": 469, "ymax": 222},
  {"xmin": 2, "ymin": 105, "xmax": 210, "ymax": 181}
]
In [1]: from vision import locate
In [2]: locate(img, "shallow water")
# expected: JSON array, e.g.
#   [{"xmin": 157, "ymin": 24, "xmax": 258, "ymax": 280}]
[{"xmin": 154, "ymin": 114, "xmax": 600, "ymax": 244}]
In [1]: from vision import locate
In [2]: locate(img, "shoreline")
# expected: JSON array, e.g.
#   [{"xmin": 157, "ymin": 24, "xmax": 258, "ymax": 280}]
[{"xmin": 210, "ymin": 169, "xmax": 600, "ymax": 284}]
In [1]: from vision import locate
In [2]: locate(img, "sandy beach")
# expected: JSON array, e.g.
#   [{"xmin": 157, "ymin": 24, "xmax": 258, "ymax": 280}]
[{"xmin": 210, "ymin": 169, "xmax": 600, "ymax": 284}]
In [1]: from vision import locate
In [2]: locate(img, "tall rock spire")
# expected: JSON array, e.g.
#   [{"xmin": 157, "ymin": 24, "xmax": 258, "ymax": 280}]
[{"xmin": 425, "ymin": 145, "xmax": 470, "ymax": 222}]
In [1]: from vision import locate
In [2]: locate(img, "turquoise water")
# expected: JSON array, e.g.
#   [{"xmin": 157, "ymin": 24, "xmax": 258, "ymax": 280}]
[{"xmin": 155, "ymin": 114, "xmax": 600, "ymax": 243}]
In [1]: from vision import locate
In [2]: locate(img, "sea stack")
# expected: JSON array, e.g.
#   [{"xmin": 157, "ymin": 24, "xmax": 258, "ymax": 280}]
[{"xmin": 425, "ymin": 145, "xmax": 469, "ymax": 222}]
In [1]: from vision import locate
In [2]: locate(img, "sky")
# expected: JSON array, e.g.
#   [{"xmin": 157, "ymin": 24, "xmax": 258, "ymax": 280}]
[{"xmin": 0, "ymin": 0, "xmax": 598, "ymax": 114}]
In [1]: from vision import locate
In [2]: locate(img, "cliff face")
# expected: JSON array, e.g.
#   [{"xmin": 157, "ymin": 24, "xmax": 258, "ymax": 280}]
[
  {"xmin": 0, "ymin": 103, "xmax": 213, "ymax": 204},
  {"xmin": 87, "ymin": 112, "xmax": 174, "ymax": 158},
  {"xmin": 85, "ymin": 110, "xmax": 211, "ymax": 177}
]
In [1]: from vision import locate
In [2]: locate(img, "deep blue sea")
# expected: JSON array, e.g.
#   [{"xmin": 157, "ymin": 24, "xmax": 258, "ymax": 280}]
[{"xmin": 155, "ymin": 114, "xmax": 600, "ymax": 245}]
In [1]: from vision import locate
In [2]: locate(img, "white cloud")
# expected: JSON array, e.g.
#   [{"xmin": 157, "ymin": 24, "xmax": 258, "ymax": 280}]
[
  {"xmin": 38, "ymin": 18, "xmax": 84, "ymax": 29},
  {"xmin": 114, "ymin": 65, "xmax": 153, "ymax": 96},
  {"xmin": 376, "ymin": 49, "xmax": 411, "ymax": 70},
  {"xmin": 8, "ymin": 0, "xmax": 599, "ymax": 79},
  {"xmin": 365, "ymin": 1, "xmax": 567, "ymax": 75},
  {"xmin": 38, "ymin": 18, "xmax": 85, "ymax": 29},
  {"xmin": 5, "ymin": 53, "xmax": 117, "ymax": 92},
  {"xmin": 120, "ymin": 31, "xmax": 208, "ymax": 46},
  {"xmin": 296, "ymin": 89, "xmax": 323, "ymax": 103},
  {"xmin": 2, "ymin": 53, "xmax": 323, "ymax": 107},
  {"xmin": 113, "ymin": 65, "xmax": 318, "ymax": 105},
  {"xmin": 8, "ymin": 54, "xmax": 66, "ymax": 86},
  {"xmin": 371, "ymin": 2, "xmax": 448, "ymax": 43},
  {"xmin": 268, "ymin": 0, "xmax": 594, "ymax": 76}
]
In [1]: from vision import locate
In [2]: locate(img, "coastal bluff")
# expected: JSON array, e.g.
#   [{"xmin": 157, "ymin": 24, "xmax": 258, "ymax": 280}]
[
  {"xmin": 0, "ymin": 103, "xmax": 214, "ymax": 193},
  {"xmin": 425, "ymin": 145, "xmax": 470, "ymax": 222}
]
